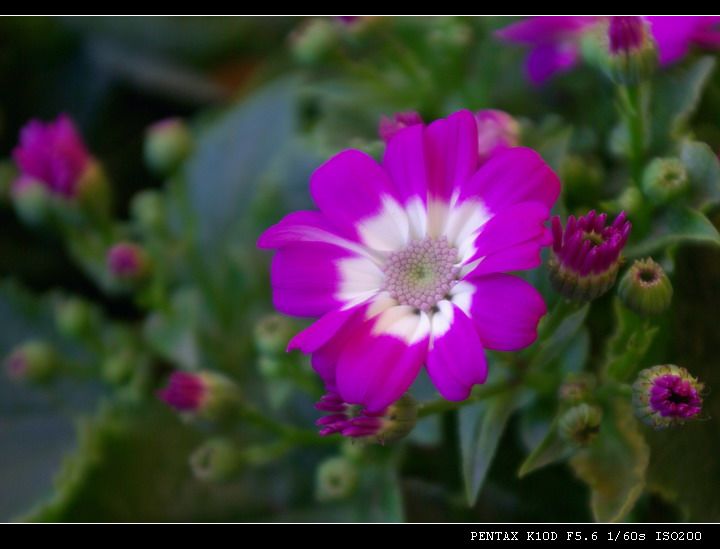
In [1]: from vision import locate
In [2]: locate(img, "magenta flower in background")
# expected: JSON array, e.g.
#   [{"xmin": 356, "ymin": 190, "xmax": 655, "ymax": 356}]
[
  {"xmin": 497, "ymin": 16, "xmax": 720, "ymax": 84},
  {"xmin": 475, "ymin": 109, "xmax": 520, "ymax": 162},
  {"xmin": 158, "ymin": 371, "xmax": 207, "ymax": 412},
  {"xmin": 106, "ymin": 242, "xmax": 147, "ymax": 280},
  {"xmin": 258, "ymin": 110, "xmax": 560, "ymax": 415},
  {"xmin": 12, "ymin": 114, "xmax": 91, "ymax": 197},
  {"xmin": 378, "ymin": 111, "xmax": 424, "ymax": 143}
]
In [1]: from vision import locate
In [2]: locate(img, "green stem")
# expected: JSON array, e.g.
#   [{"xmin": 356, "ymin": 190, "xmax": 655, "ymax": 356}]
[
  {"xmin": 618, "ymin": 83, "xmax": 648, "ymax": 186},
  {"xmin": 418, "ymin": 381, "xmax": 513, "ymax": 418},
  {"xmin": 237, "ymin": 404, "xmax": 336, "ymax": 446}
]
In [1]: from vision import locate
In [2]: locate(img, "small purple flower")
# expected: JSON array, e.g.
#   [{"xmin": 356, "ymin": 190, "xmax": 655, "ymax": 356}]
[
  {"xmin": 633, "ymin": 365, "xmax": 704, "ymax": 429},
  {"xmin": 549, "ymin": 211, "xmax": 631, "ymax": 301},
  {"xmin": 158, "ymin": 371, "xmax": 206, "ymax": 412},
  {"xmin": 106, "ymin": 242, "xmax": 147, "ymax": 280},
  {"xmin": 497, "ymin": 16, "xmax": 720, "ymax": 84},
  {"xmin": 378, "ymin": 111, "xmax": 424, "ymax": 143},
  {"xmin": 316, "ymin": 391, "xmax": 417, "ymax": 443},
  {"xmin": 259, "ymin": 110, "xmax": 560, "ymax": 412},
  {"xmin": 475, "ymin": 109, "xmax": 520, "ymax": 162},
  {"xmin": 12, "ymin": 114, "xmax": 92, "ymax": 198}
]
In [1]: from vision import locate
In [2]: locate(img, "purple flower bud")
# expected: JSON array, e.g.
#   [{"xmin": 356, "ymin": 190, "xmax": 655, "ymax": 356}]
[
  {"xmin": 12, "ymin": 114, "xmax": 92, "ymax": 199},
  {"xmin": 158, "ymin": 370, "xmax": 241, "ymax": 420},
  {"xmin": 4, "ymin": 341, "xmax": 57, "ymax": 383},
  {"xmin": 106, "ymin": 242, "xmax": 148, "ymax": 280},
  {"xmin": 144, "ymin": 118, "xmax": 193, "ymax": 176},
  {"xmin": 315, "ymin": 391, "xmax": 417, "ymax": 443},
  {"xmin": 378, "ymin": 111, "xmax": 424, "ymax": 143},
  {"xmin": 475, "ymin": 109, "xmax": 520, "ymax": 162},
  {"xmin": 633, "ymin": 365, "xmax": 704, "ymax": 429},
  {"xmin": 608, "ymin": 16, "xmax": 647, "ymax": 54},
  {"xmin": 549, "ymin": 211, "xmax": 631, "ymax": 301}
]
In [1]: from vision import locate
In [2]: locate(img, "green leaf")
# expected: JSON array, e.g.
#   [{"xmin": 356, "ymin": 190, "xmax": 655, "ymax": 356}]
[
  {"xmin": 680, "ymin": 139, "xmax": 720, "ymax": 209},
  {"xmin": 652, "ymin": 56, "xmax": 716, "ymax": 150},
  {"xmin": 459, "ymin": 388, "xmax": 529, "ymax": 506},
  {"xmin": 184, "ymin": 77, "xmax": 299, "ymax": 255},
  {"xmin": 625, "ymin": 206, "xmax": 720, "ymax": 257},
  {"xmin": 569, "ymin": 399, "xmax": 649, "ymax": 523},
  {"xmin": 603, "ymin": 299, "xmax": 659, "ymax": 382},
  {"xmin": 143, "ymin": 288, "xmax": 201, "ymax": 369},
  {"xmin": 518, "ymin": 419, "xmax": 570, "ymax": 478},
  {"xmin": 529, "ymin": 302, "xmax": 589, "ymax": 371}
]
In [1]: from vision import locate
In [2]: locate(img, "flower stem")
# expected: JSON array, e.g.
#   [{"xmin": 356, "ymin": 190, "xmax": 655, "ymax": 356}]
[
  {"xmin": 418, "ymin": 381, "xmax": 513, "ymax": 418},
  {"xmin": 618, "ymin": 82, "xmax": 648, "ymax": 185}
]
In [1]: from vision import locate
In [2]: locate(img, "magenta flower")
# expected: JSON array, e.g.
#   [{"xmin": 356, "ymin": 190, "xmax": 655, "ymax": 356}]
[
  {"xmin": 258, "ymin": 110, "xmax": 560, "ymax": 412},
  {"xmin": 475, "ymin": 109, "xmax": 520, "ymax": 162},
  {"xmin": 12, "ymin": 114, "xmax": 92, "ymax": 198},
  {"xmin": 633, "ymin": 365, "xmax": 704, "ymax": 429},
  {"xmin": 378, "ymin": 111, "xmax": 424, "ymax": 143},
  {"xmin": 497, "ymin": 16, "xmax": 720, "ymax": 84}
]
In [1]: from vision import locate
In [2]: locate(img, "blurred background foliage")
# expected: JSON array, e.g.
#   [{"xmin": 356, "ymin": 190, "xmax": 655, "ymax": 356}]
[{"xmin": 0, "ymin": 16, "xmax": 719, "ymax": 522}]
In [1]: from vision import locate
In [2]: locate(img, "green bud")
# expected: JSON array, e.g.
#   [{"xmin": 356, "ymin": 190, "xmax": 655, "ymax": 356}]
[
  {"xmin": 102, "ymin": 352, "xmax": 137, "ymax": 385},
  {"xmin": 559, "ymin": 403, "xmax": 603, "ymax": 447},
  {"xmin": 254, "ymin": 314, "xmax": 295, "ymax": 356},
  {"xmin": 315, "ymin": 456, "xmax": 359, "ymax": 502},
  {"xmin": 374, "ymin": 393, "xmax": 418, "ymax": 444},
  {"xmin": 131, "ymin": 190, "xmax": 165, "ymax": 232},
  {"xmin": 75, "ymin": 160, "xmax": 111, "ymax": 218},
  {"xmin": 190, "ymin": 438, "xmax": 244, "ymax": 482},
  {"xmin": 55, "ymin": 297, "xmax": 94, "ymax": 339},
  {"xmin": 558, "ymin": 373, "xmax": 596, "ymax": 405},
  {"xmin": 4, "ymin": 340, "xmax": 57, "ymax": 383},
  {"xmin": 12, "ymin": 180, "xmax": 53, "ymax": 226},
  {"xmin": 618, "ymin": 258, "xmax": 673, "ymax": 316},
  {"xmin": 144, "ymin": 118, "xmax": 193, "ymax": 176},
  {"xmin": 257, "ymin": 355, "xmax": 284, "ymax": 378},
  {"xmin": 642, "ymin": 157, "xmax": 689, "ymax": 204},
  {"xmin": 291, "ymin": 19, "xmax": 339, "ymax": 65},
  {"xmin": 617, "ymin": 186, "xmax": 643, "ymax": 217}
]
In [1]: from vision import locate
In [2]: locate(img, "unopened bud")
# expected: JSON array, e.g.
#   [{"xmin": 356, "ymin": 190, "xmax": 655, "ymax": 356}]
[
  {"xmin": 558, "ymin": 373, "xmax": 596, "ymax": 405},
  {"xmin": 642, "ymin": 157, "xmax": 689, "ymax": 204},
  {"xmin": 55, "ymin": 297, "xmax": 94, "ymax": 339},
  {"xmin": 158, "ymin": 370, "xmax": 241, "ymax": 421},
  {"xmin": 190, "ymin": 438, "xmax": 245, "ymax": 482},
  {"xmin": 144, "ymin": 118, "xmax": 193, "ymax": 176},
  {"xmin": 618, "ymin": 258, "xmax": 673, "ymax": 316},
  {"xmin": 106, "ymin": 242, "xmax": 150, "ymax": 282},
  {"xmin": 315, "ymin": 456, "xmax": 359, "ymax": 501},
  {"xmin": 559, "ymin": 403, "xmax": 603, "ymax": 447},
  {"xmin": 4, "ymin": 340, "xmax": 57, "ymax": 383}
]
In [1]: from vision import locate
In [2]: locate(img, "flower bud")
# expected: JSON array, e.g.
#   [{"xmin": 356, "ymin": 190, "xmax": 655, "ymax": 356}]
[
  {"xmin": 559, "ymin": 403, "xmax": 603, "ymax": 447},
  {"xmin": 378, "ymin": 111, "xmax": 423, "ymax": 143},
  {"xmin": 642, "ymin": 157, "xmax": 689, "ymax": 204},
  {"xmin": 475, "ymin": 109, "xmax": 520, "ymax": 162},
  {"xmin": 549, "ymin": 211, "xmax": 631, "ymax": 302},
  {"xmin": 618, "ymin": 258, "xmax": 673, "ymax": 316},
  {"xmin": 55, "ymin": 297, "xmax": 94, "ymax": 339},
  {"xmin": 131, "ymin": 190, "xmax": 165, "ymax": 232},
  {"xmin": 144, "ymin": 118, "xmax": 193, "ymax": 176},
  {"xmin": 315, "ymin": 392, "xmax": 417, "ymax": 444},
  {"xmin": 315, "ymin": 456, "xmax": 359, "ymax": 502},
  {"xmin": 102, "ymin": 352, "xmax": 136, "ymax": 385},
  {"xmin": 254, "ymin": 314, "xmax": 296, "ymax": 357},
  {"xmin": 4, "ymin": 340, "xmax": 57, "ymax": 383},
  {"xmin": 291, "ymin": 19, "xmax": 339, "ymax": 65},
  {"xmin": 158, "ymin": 370, "xmax": 241, "ymax": 421},
  {"xmin": 606, "ymin": 16, "xmax": 657, "ymax": 84},
  {"xmin": 633, "ymin": 365, "xmax": 703, "ymax": 429},
  {"xmin": 12, "ymin": 178, "xmax": 53, "ymax": 226},
  {"xmin": 75, "ymin": 160, "xmax": 111, "ymax": 218},
  {"xmin": 106, "ymin": 242, "xmax": 150, "ymax": 281},
  {"xmin": 558, "ymin": 373, "xmax": 596, "ymax": 405},
  {"xmin": 190, "ymin": 438, "xmax": 245, "ymax": 482}
]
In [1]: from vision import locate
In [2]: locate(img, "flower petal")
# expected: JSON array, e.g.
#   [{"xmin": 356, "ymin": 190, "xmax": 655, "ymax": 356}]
[
  {"xmin": 647, "ymin": 16, "xmax": 699, "ymax": 65},
  {"xmin": 426, "ymin": 301, "xmax": 488, "ymax": 401},
  {"xmin": 460, "ymin": 147, "xmax": 561, "ymax": 214},
  {"xmin": 334, "ymin": 306, "xmax": 430, "ymax": 412},
  {"xmin": 310, "ymin": 149, "xmax": 409, "ymax": 251},
  {"xmin": 425, "ymin": 110, "xmax": 479, "ymax": 200},
  {"xmin": 464, "ymin": 274, "xmax": 547, "ymax": 351}
]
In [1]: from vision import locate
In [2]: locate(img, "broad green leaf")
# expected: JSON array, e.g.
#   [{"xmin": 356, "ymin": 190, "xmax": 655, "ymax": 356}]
[
  {"xmin": 625, "ymin": 206, "xmax": 720, "ymax": 257},
  {"xmin": 680, "ymin": 139, "xmax": 720, "ymax": 209},
  {"xmin": 603, "ymin": 298, "xmax": 659, "ymax": 382},
  {"xmin": 651, "ymin": 56, "xmax": 716, "ymax": 150},
  {"xmin": 570, "ymin": 399, "xmax": 649, "ymax": 523},
  {"xmin": 518, "ymin": 419, "xmax": 570, "ymax": 478},
  {"xmin": 459, "ymin": 388, "xmax": 529, "ymax": 506},
  {"xmin": 528, "ymin": 303, "xmax": 589, "ymax": 371}
]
